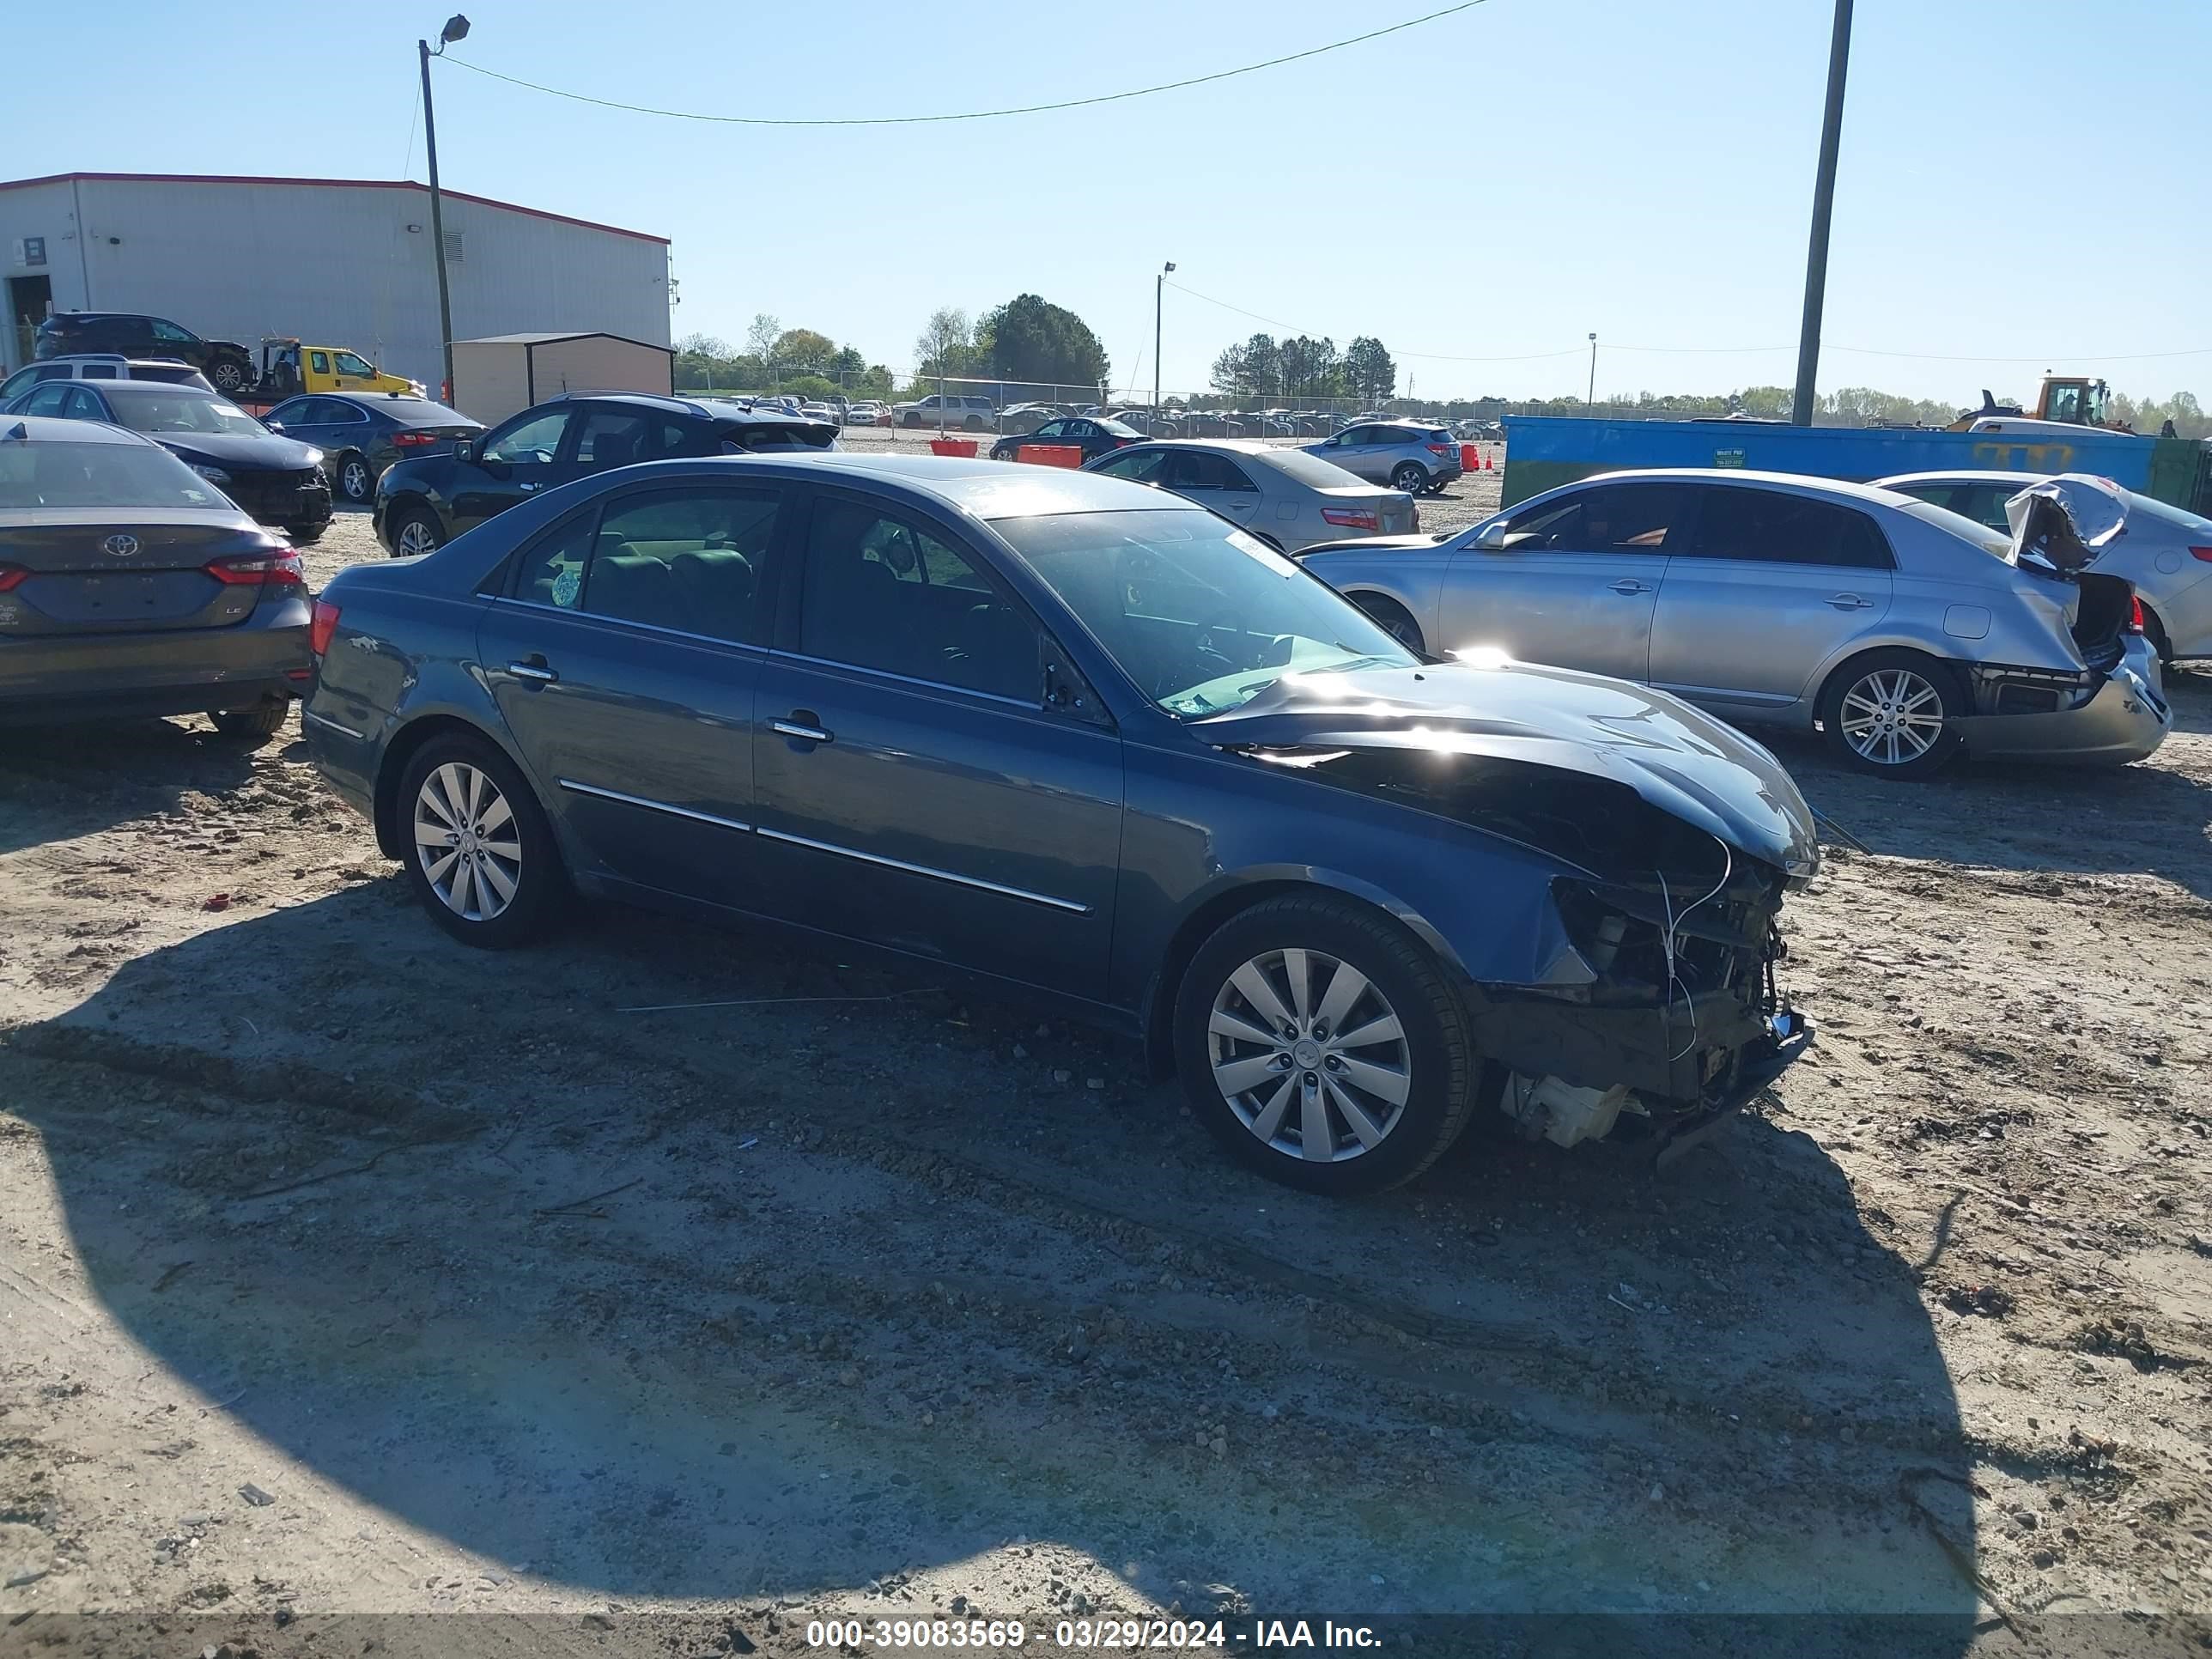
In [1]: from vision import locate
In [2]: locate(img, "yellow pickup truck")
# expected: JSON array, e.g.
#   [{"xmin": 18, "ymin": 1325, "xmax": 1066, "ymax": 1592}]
[{"xmin": 257, "ymin": 337, "xmax": 422, "ymax": 398}]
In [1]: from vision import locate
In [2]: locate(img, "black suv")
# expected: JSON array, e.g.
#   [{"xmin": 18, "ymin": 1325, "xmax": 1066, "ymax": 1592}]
[
  {"xmin": 33, "ymin": 313, "xmax": 257, "ymax": 393},
  {"xmin": 372, "ymin": 392, "xmax": 839, "ymax": 556}
]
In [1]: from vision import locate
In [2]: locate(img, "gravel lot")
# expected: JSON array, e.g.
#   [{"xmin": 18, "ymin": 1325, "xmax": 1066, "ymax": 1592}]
[{"xmin": 2, "ymin": 476, "xmax": 2209, "ymax": 1657}]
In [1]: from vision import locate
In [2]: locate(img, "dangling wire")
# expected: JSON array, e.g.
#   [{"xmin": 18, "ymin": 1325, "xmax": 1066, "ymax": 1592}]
[{"xmin": 1662, "ymin": 836, "xmax": 1735, "ymax": 1064}]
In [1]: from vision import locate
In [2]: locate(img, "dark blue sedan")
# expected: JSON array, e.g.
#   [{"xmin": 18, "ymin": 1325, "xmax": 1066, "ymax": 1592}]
[{"xmin": 301, "ymin": 454, "xmax": 1819, "ymax": 1194}]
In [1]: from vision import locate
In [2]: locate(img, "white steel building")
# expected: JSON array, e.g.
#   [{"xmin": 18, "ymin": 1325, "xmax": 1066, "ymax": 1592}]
[{"xmin": 0, "ymin": 172, "xmax": 672, "ymax": 393}]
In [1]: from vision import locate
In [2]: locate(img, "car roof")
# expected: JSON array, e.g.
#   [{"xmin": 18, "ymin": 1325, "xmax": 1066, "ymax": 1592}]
[
  {"xmin": 733, "ymin": 451, "xmax": 1200, "ymax": 519},
  {"xmin": 1565, "ymin": 467, "xmax": 1924, "ymax": 507},
  {"xmin": 0, "ymin": 413, "xmax": 157, "ymax": 446},
  {"xmin": 1117, "ymin": 437, "xmax": 1277, "ymax": 455},
  {"xmin": 544, "ymin": 390, "xmax": 832, "ymax": 425},
  {"xmin": 1873, "ymin": 470, "xmax": 2058, "ymax": 487},
  {"xmin": 84, "ymin": 378, "xmax": 224, "ymax": 398}
]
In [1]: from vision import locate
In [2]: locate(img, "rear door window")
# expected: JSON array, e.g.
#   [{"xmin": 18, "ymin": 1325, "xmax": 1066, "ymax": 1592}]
[
  {"xmin": 1684, "ymin": 486, "xmax": 1894, "ymax": 568},
  {"xmin": 581, "ymin": 488, "xmax": 781, "ymax": 643},
  {"xmin": 1164, "ymin": 451, "xmax": 1257, "ymax": 493},
  {"xmin": 573, "ymin": 408, "xmax": 653, "ymax": 467}
]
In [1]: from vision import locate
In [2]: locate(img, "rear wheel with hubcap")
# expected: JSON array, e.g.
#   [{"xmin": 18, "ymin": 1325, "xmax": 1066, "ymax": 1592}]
[
  {"xmin": 337, "ymin": 453, "xmax": 375, "ymax": 503},
  {"xmin": 209, "ymin": 697, "xmax": 290, "ymax": 742},
  {"xmin": 1390, "ymin": 462, "xmax": 1428, "ymax": 494},
  {"xmin": 1352, "ymin": 594, "xmax": 1425, "ymax": 655},
  {"xmin": 1174, "ymin": 893, "xmax": 1479, "ymax": 1195},
  {"xmin": 397, "ymin": 736, "xmax": 562, "ymax": 945},
  {"xmin": 1819, "ymin": 648, "xmax": 1961, "ymax": 778}
]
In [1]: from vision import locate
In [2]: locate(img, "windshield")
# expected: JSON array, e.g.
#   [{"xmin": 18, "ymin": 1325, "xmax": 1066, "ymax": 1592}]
[
  {"xmin": 1259, "ymin": 447, "xmax": 1370, "ymax": 489},
  {"xmin": 1096, "ymin": 417, "xmax": 1141, "ymax": 437},
  {"xmin": 990, "ymin": 507, "xmax": 1415, "ymax": 716},
  {"xmin": 0, "ymin": 440, "xmax": 232, "ymax": 509},
  {"xmin": 374, "ymin": 398, "xmax": 471, "ymax": 427},
  {"xmin": 106, "ymin": 392, "xmax": 269, "ymax": 438}
]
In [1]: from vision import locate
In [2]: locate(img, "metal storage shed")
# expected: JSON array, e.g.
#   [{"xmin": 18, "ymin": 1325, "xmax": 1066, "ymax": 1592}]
[{"xmin": 451, "ymin": 331, "xmax": 676, "ymax": 426}]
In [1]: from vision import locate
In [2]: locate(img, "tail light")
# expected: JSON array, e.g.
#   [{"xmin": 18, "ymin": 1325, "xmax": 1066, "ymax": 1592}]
[
  {"xmin": 1426, "ymin": 443, "xmax": 1450, "ymax": 457},
  {"xmin": 2190, "ymin": 545, "xmax": 2212, "ymax": 563},
  {"xmin": 0, "ymin": 564, "xmax": 27, "ymax": 592},
  {"xmin": 207, "ymin": 550, "xmax": 305, "ymax": 586},
  {"xmin": 392, "ymin": 430, "xmax": 440, "ymax": 447},
  {"xmin": 310, "ymin": 599, "xmax": 341, "ymax": 656},
  {"xmin": 2129, "ymin": 594, "xmax": 2146, "ymax": 634},
  {"xmin": 1321, "ymin": 507, "xmax": 1380, "ymax": 531}
]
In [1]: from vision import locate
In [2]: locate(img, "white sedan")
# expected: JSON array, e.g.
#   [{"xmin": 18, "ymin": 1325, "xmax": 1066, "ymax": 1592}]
[{"xmin": 1877, "ymin": 471, "xmax": 2212, "ymax": 663}]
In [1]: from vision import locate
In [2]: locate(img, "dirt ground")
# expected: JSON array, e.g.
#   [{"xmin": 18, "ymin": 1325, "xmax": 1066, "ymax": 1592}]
[{"xmin": 2, "ymin": 493, "xmax": 2209, "ymax": 1658}]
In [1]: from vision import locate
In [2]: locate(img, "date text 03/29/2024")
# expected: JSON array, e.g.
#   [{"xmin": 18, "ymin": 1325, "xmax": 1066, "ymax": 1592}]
[{"xmin": 803, "ymin": 1618, "xmax": 1382, "ymax": 1650}]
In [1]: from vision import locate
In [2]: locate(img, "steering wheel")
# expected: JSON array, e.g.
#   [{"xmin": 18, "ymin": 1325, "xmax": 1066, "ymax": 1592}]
[{"xmin": 1189, "ymin": 616, "xmax": 1246, "ymax": 682}]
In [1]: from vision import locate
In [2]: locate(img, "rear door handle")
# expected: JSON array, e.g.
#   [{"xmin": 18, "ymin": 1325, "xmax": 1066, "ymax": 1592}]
[
  {"xmin": 507, "ymin": 657, "xmax": 558, "ymax": 683},
  {"xmin": 773, "ymin": 713, "xmax": 833, "ymax": 744},
  {"xmin": 1827, "ymin": 592, "xmax": 1872, "ymax": 610},
  {"xmin": 1608, "ymin": 579, "xmax": 1651, "ymax": 595}
]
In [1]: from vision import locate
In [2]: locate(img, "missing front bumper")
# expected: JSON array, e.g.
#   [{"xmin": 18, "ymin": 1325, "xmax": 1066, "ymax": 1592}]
[{"xmin": 1651, "ymin": 1012, "xmax": 1814, "ymax": 1170}]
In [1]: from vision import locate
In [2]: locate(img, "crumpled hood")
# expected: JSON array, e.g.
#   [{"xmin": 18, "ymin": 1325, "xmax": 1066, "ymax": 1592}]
[
  {"xmin": 1194, "ymin": 655, "xmax": 1820, "ymax": 878},
  {"xmin": 154, "ymin": 429, "xmax": 321, "ymax": 471}
]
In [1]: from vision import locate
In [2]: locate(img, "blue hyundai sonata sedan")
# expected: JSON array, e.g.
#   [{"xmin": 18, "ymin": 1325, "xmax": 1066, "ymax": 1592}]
[{"xmin": 302, "ymin": 453, "xmax": 1818, "ymax": 1194}]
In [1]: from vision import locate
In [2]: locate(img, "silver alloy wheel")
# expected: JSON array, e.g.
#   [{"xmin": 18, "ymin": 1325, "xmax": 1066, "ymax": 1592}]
[
  {"xmin": 1838, "ymin": 666, "xmax": 1945, "ymax": 766},
  {"xmin": 397, "ymin": 518, "xmax": 439, "ymax": 556},
  {"xmin": 1208, "ymin": 948, "xmax": 1412, "ymax": 1163},
  {"xmin": 414, "ymin": 761, "xmax": 522, "ymax": 922},
  {"xmin": 340, "ymin": 458, "xmax": 373, "ymax": 500}
]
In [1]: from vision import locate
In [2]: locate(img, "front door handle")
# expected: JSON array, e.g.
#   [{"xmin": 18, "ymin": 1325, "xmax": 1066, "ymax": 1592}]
[
  {"xmin": 1608, "ymin": 579, "xmax": 1651, "ymax": 595},
  {"xmin": 520, "ymin": 481, "xmax": 541, "ymax": 492},
  {"xmin": 1827, "ymin": 592, "xmax": 1872, "ymax": 610},
  {"xmin": 507, "ymin": 656, "xmax": 558, "ymax": 683},
  {"xmin": 773, "ymin": 712, "xmax": 833, "ymax": 745}
]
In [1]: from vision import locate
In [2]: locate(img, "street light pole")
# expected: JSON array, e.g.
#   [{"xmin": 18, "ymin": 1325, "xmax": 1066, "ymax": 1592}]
[
  {"xmin": 419, "ymin": 15, "xmax": 470, "ymax": 404},
  {"xmin": 1792, "ymin": 0, "xmax": 1854, "ymax": 427},
  {"xmin": 1586, "ymin": 333, "xmax": 1597, "ymax": 414},
  {"xmin": 1154, "ymin": 260, "xmax": 1174, "ymax": 416}
]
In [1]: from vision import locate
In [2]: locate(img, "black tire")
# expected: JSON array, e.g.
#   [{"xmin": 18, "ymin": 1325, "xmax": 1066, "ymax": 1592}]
[
  {"xmin": 1173, "ymin": 892, "xmax": 1480, "ymax": 1196},
  {"xmin": 1817, "ymin": 647, "xmax": 1965, "ymax": 780},
  {"xmin": 902, "ymin": 412, "xmax": 922, "ymax": 428},
  {"xmin": 387, "ymin": 507, "xmax": 441, "ymax": 558},
  {"xmin": 336, "ymin": 453, "xmax": 376, "ymax": 504},
  {"xmin": 963, "ymin": 415, "xmax": 988, "ymax": 433},
  {"xmin": 1352, "ymin": 594, "xmax": 1425, "ymax": 654},
  {"xmin": 2142, "ymin": 605, "xmax": 2175, "ymax": 668},
  {"xmin": 1424, "ymin": 480, "xmax": 1449, "ymax": 496},
  {"xmin": 206, "ymin": 357, "xmax": 249, "ymax": 393},
  {"xmin": 1390, "ymin": 462, "xmax": 1429, "ymax": 494},
  {"xmin": 208, "ymin": 697, "xmax": 290, "ymax": 742},
  {"xmin": 394, "ymin": 733, "xmax": 563, "ymax": 948},
  {"xmin": 285, "ymin": 521, "xmax": 326, "ymax": 544}
]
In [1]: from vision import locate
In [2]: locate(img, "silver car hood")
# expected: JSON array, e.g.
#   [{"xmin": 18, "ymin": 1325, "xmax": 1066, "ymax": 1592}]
[{"xmin": 1194, "ymin": 656, "xmax": 1821, "ymax": 880}]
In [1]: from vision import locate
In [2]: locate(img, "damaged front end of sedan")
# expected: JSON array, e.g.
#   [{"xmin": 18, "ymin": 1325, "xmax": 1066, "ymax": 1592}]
[{"xmin": 1210, "ymin": 662, "xmax": 1820, "ymax": 1163}]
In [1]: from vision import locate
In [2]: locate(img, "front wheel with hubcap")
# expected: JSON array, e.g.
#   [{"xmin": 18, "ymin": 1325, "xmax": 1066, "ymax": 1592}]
[
  {"xmin": 390, "ymin": 508, "xmax": 441, "ymax": 558},
  {"xmin": 397, "ymin": 737, "xmax": 561, "ymax": 945},
  {"xmin": 207, "ymin": 359, "xmax": 247, "ymax": 392},
  {"xmin": 1174, "ymin": 893, "xmax": 1478, "ymax": 1195},
  {"xmin": 337, "ymin": 453, "xmax": 375, "ymax": 503},
  {"xmin": 1819, "ymin": 649, "xmax": 1961, "ymax": 779}
]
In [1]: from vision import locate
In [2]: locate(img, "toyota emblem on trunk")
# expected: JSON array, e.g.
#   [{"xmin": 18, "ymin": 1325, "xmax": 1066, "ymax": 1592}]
[{"xmin": 102, "ymin": 534, "xmax": 141, "ymax": 557}]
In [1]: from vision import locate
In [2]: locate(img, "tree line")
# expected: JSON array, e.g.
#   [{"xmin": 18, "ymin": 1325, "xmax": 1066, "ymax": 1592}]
[{"xmin": 677, "ymin": 297, "xmax": 2208, "ymax": 438}]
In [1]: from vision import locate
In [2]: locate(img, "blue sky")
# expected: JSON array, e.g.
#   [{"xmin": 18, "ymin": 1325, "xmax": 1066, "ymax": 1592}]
[{"xmin": 14, "ymin": 0, "xmax": 2210, "ymax": 405}]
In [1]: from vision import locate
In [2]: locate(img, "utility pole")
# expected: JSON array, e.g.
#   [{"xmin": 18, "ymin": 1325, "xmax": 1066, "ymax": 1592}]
[
  {"xmin": 419, "ymin": 15, "xmax": 470, "ymax": 403},
  {"xmin": 1154, "ymin": 261, "xmax": 1174, "ymax": 415},
  {"xmin": 1585, "ymin": 333, "xmax": 1597, "ymax": 414},
  {"xmin": 1792, "ymin": 0, "xmax": 1854, "ymax": 427}
]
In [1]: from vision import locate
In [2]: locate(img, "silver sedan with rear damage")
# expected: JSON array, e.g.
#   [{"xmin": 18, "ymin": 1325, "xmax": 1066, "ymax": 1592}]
[{"xmin": 1298, "ymin": 469, "xmax": 2171, "ymax": 779}]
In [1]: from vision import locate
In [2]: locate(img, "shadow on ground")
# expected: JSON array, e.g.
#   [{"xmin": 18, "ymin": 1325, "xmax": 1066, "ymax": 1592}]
[{"xmin": 4, "ymin": 878, "xmax": 1979, "ymax": 1645}]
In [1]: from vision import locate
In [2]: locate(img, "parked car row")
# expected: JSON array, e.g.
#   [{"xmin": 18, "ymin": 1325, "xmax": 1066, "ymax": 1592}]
[{"xmin": 0, "ymin": 379, "xmax": 2179, "ymax": 1197}]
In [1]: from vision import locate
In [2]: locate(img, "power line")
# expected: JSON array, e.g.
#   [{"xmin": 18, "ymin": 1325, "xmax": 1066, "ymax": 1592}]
[
  {"xmin": 442, "ymin": 2, "xmax": 1491, "ymax": 127},
  {"xmin": 1828, "ymin": 343, "xmax": 2212, "ymax": 364}
]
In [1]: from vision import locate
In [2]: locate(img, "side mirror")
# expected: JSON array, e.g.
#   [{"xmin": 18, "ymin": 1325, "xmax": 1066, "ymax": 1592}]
[
  {"xmin": 453, "ymin": 438, "xmax": 477, "ymax": 465},
  {"xmin": 264, "ymin": 421, "xmax": 285, "ymax": 433},
  {"xmin": 1474, "ymin": 520, "xmax": 1509, "ymax": 550}
]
